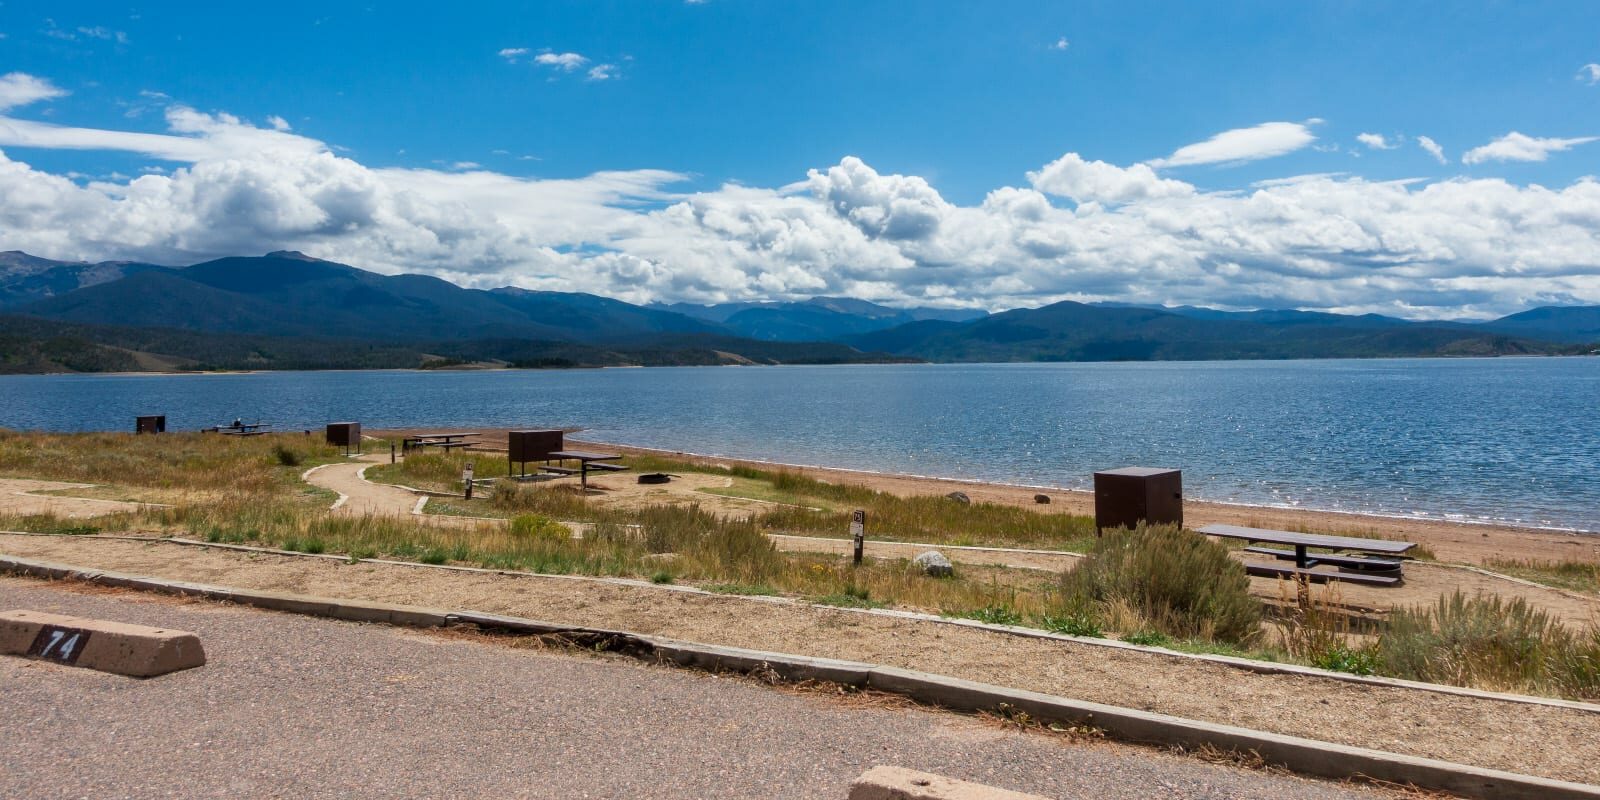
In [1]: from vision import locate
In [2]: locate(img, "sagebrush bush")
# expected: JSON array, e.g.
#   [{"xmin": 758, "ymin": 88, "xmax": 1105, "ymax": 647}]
[
  {"xmin": 1377, "ymin": 591, "xmax": 1586, "ymax": 695},
  {"xmin": 508, "ymin": 513, "xmax": 570, "ymax": 543},
  {"xmin": 1058, "ymin": 525, "xmax": 1262, "ymax": 645}
]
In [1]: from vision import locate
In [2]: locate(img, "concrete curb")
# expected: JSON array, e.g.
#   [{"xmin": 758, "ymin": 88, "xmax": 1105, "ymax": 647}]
[
  {"xmin": 862, "ymin": 667, "xmax": 1598, "ymax": 800},
  {"xmin": 5, "ymin": 530, "xmax": 1598, "ymax": 715},
  {"xmin": 1, "ymin": 553, "xmax": 1596, "ymax": 798}
]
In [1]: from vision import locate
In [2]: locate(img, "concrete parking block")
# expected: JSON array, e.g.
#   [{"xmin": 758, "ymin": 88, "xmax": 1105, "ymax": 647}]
[
  {"xmin": 848, "ymin": 766, "xmax": 1053, "ymax": 800},
  {"xmin": 0, "ymin": 609, "xmax": 205, "ymax": 678}
]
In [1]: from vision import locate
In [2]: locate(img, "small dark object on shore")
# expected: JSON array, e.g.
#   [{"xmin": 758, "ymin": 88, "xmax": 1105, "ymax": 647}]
[
  {"xmin": 1035, "ymin": 494, "xmax": 1050, "ymax": 504},
  {"xmin": 946, "ymin": 491, "xmax": 970, "ymax": 505},
  {"xmin": 638, "ymin": 473, "xmax": 673, "ymax": 485}
]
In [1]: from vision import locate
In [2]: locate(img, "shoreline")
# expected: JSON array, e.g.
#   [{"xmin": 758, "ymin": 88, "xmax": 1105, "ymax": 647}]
[
  {"xmin": 586, "ymin": 439, "xmax": 1596, "ymax": 536},
  {"xmin": 513, "ymin": 434, "xmax": 1600, "ymax": 567}
]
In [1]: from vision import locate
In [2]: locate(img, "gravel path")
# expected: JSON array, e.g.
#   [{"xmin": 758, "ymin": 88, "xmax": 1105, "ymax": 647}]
[
  {"xmin": 2, "ymin": 533, "xmax": 1594, "ymax": 785},
  {"xmin": 0, "ymin": 577, "xmax": 1388, "ymax": 800}
]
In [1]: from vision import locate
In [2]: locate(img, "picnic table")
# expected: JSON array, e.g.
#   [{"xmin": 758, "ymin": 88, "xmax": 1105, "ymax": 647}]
[
  {"xmin": 402, "ymin": 432, "xmax": 479, "ymax": 452},
  {"xmin": 545, "ymin": 449, "xmax": 628, "ymax": 489},
  {"xmin": 205, "ymin": 421, "xmax": 271, "ymax": 436},
  {"xmin": 1196, "ymin": 524, "xmax": 1416, "ymax": 587}
]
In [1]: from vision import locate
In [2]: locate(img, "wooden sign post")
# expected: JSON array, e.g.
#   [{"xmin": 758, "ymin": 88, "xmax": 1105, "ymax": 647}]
[
  {"xmin": 850, "ymin": 509, "xmax": 866, "ymax": 566},
  {"xmin": 463, "ymin": 462, "xmax": 475, "ymax": 500}
]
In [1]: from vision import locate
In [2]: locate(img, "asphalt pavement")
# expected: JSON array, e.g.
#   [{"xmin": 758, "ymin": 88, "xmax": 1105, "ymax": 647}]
[{"xmin": 0, "ymin": 576, "xmax": 1389, "ymax": 800}]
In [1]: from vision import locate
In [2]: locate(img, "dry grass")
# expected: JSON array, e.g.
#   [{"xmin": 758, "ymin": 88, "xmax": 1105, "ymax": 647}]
[
  {"xmin": 0, "ymin": 430, "xmax": 341, "ymax": 495},
  {"xmin": 1483, "ymin": 558, "xmax": 1600, "ymax": 594}
]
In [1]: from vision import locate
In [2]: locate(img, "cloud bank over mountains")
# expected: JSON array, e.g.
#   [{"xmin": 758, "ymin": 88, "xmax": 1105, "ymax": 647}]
[{"xmin": 0, "ymin": 73, "xmax": 1598, "ymax": 319}]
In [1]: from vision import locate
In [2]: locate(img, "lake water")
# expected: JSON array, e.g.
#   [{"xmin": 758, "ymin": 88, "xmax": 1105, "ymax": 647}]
[{"xmin": 2, "ymin": 358, "xmax": 1597, "ymax": 532}]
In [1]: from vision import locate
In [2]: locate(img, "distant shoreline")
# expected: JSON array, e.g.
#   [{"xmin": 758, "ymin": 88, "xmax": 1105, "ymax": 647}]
[{"xmin": 2, "ymin": 349, "xmax": 1596, "ymax": 378}]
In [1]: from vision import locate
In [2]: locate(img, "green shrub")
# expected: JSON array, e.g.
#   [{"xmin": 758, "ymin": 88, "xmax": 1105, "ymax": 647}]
[
  {"xmin": 1311, "ymin": 643, "xmax": 1379, "ymax": 675},
  {"xmin": 1058, "ymin": 525, "xmax": 1262, "ymax": 645},
  {"xmin": 950, "ymin": 606, "xmax": 1023, "ymax": 626},
  {"xmin": 509, "ymin": 514, "xmax": 570, "ymax": 543},
  {"xmin": 272, "ymin": 445, "xmax": 303, "ymax": 467},
  {"xmin": 1378, "ymin": 591, "xmax": 1569, "ymax": 692},
  {"xmin": 1039, "ymin": 612, "xmax": 1103, "ymax": 638},
  {"xmin": 1124, "ymin": 630, "xmax": 1171, "ymax": 647}
]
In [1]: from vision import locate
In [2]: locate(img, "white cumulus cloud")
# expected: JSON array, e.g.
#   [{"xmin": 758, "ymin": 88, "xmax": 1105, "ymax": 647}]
[
  {"xmin": 1356, "ymin": 133, "xmax": 1400, "ymax": 150},
  {"xmin": 2, "ymin": 76, "xmax": 1600, "ymax": 318},
  {"xmin": 587, "ymin": 64, "xmax": 619, "ymax": 81},
  {"xmin": 1147, "ymin": 121, "xmax": 1318, "ymax": 168},
  {"xmin": 535, "ymin": 52, "xmax": 589, "ymax": 71},
  {"xmin": 0, "ymin": 73, "xmax": 68, "ymax": 112},
  {"xmin": 1578, "ymin": 63, "xmax": 1600, "ymax": 85},
  {"xmin": 1028, "ymin": 153, "xmax": 1193, "ymax": 204},
  {"xmin": 1462, "ymin": 131, "xmax": 1599, "ymax": 164}
]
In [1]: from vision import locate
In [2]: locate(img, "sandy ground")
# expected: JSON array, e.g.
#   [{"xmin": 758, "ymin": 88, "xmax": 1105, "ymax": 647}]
[
  {"xmin": 1, "ymin": 533, "xmax": 1595, "ymax": 786},
  {"xmin": 0, "ymin": 478, "xmax": 158, "ymax": 519},
  {"xmin": 0, "ymin": 577, "xmax": 1391, "ymax": 800}
]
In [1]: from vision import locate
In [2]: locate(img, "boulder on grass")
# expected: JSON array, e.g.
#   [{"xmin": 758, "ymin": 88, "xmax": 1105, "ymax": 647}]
[
  {"xmin": 912, "ymin": 550, "xmax": 954, "ymax": 577},
  {"xmin": 945, "ymin": 491, "xmax": 971, "ymax": 505},
  {"xmin": 1034, "ymin": 493, "xmax": 1050, "ymax": 504}
]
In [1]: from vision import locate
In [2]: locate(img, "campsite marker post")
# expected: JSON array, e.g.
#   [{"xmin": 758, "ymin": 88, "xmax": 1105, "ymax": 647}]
[
  {"xmin": 850, "ymin": 510, "xmax": 866, "ymax": 566},
  {"xmin": 463, "ymin": 462, "xmax": 475, "ymax": 500}
]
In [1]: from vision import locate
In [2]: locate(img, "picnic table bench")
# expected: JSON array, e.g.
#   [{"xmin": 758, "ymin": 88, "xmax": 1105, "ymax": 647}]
[
  {"xmin": 1196, "ymin": 524, "xmax": 1416, "ymax": 587},
  {"xmin": 402, "ymin": 432, "xmax": 479, "ymax": 452}
]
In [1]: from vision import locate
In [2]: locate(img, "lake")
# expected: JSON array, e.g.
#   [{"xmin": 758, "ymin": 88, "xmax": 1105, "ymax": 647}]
[{"xmin": 2, "ymin": 357, "xmax": 1597, "ymax": 532}]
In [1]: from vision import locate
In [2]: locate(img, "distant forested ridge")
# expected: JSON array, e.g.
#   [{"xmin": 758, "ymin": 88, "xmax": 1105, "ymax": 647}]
[{"xmin": 0, "ymin": 250, "xmax": 1594, "ymax": 373}]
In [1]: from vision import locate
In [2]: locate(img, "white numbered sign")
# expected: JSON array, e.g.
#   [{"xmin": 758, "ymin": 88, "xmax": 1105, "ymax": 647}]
[{"xmin": 27, "ymin": 625, "xmax": 91, "ymax": 665}]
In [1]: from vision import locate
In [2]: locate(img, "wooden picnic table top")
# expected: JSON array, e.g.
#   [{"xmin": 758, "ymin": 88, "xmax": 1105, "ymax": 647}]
[
  {"xmin": 549, "ymin": 450, "xmax": 622, "ymax": 462},
  {"xmin": 407, "ymin": 432, "xmax": 480, "ymax": 441},
  {"xmin": 1196, "ymin": 523, "xmax": 1416, "ymax": 555}
]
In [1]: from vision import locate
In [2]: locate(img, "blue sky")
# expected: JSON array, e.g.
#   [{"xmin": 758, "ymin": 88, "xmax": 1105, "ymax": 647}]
[{"xmin": 1, "ymin": 2, "xmax": 1599, "ymax": 317}]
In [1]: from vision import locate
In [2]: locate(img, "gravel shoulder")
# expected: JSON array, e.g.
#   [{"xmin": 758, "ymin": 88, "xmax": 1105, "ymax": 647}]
[{"xmin": 1, "ymin": 532, "xmax": 1594, "ymax": 786}]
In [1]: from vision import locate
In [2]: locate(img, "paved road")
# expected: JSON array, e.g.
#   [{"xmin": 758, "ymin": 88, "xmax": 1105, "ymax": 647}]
[{"xmin": 0, "ymin": 577, "xmax": 1387, "ymax": 800}]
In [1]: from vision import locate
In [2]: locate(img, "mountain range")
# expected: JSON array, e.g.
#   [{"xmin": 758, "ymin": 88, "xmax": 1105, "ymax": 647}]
[{"xmin": 0, "ymin": 250, "xmax": 1595, "ymax": 373}]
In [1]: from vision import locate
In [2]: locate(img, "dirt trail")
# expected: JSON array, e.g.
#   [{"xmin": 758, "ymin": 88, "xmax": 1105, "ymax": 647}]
[
  {"xmin": 1, "ymin": 532, "xmax": 1596, "ymax": 785},
  {"xmin": 0, "ymin": 479, "xmax": 159, "ymax": 518},
  {"xmin": 303, "ymin": 457, "xmax": 420, "ymax": 516}
]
